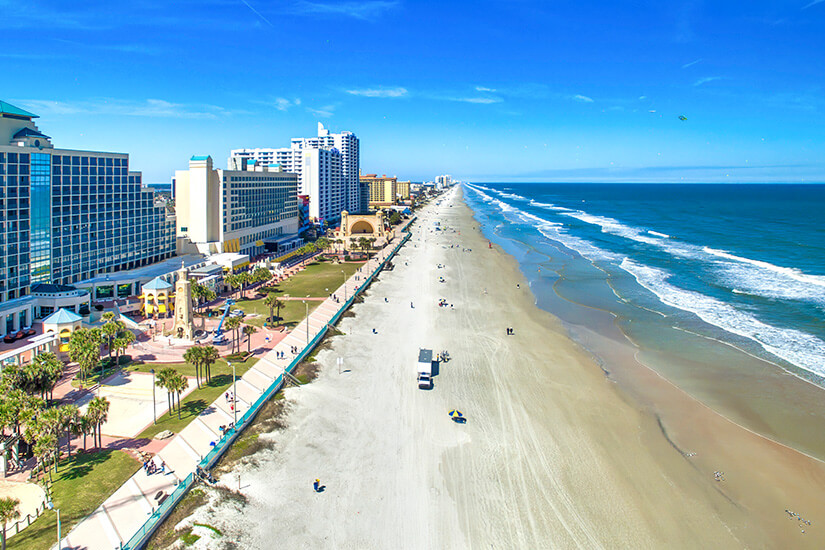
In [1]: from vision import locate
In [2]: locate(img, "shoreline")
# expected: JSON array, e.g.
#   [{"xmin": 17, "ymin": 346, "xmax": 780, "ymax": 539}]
[{"xmin": 167, "ymin": 187, "xmax": 824, "ymax": 549}]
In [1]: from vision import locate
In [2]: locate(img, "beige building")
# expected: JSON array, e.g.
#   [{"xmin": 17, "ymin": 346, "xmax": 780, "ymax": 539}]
[
  {"xmin": 396, "ymin": 180, "xmax": 411, "ymax": 201},
  {"xmin": 361, "ymin": 173, "xmax": 398, "ymax": 208},
  {"xmin": 175, "ymin": 156, "xmax": 301, "ymax": 257}
]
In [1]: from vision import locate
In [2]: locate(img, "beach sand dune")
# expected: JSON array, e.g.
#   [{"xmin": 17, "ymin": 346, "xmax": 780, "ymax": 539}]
[{"xmin": 193, "ymin": 189, "xmax": 825, "ymax": 549}]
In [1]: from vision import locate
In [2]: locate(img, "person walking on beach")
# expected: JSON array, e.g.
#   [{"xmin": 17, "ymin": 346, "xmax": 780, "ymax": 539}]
[{"xmin": 313, "ymin": 478, "xmax": 320, "ymax": 492}]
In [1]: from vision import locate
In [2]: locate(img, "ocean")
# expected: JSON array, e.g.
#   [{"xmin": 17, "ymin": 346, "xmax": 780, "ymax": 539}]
[{"xmin": 463, "ymin": 182, "xmax": 825, "ymax": 449}]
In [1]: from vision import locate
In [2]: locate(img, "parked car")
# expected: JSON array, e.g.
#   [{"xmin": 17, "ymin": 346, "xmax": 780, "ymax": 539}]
[{"xmin": 230, "ymin": 309, "xmax": 246, "ymax": 317}]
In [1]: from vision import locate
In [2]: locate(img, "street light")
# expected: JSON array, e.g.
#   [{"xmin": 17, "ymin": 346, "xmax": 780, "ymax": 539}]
[
  {"xmin": 231, "ymin": 362, "xmax": 237, "ymax": 426},
  {"xmin": 150, "ymin": 368, "xmax": 157, "ymax": 424},
  {"xmin": 47, "ymin": 500, "xmax": 61, "ymax": 550},
  {"xmin": 304, "ymin": 295, "xmax": 310, "ymax": 343}
]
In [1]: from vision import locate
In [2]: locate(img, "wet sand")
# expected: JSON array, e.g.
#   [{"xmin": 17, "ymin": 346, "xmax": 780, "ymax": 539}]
[{"xmin": 186, "ymin": 188, "xmax": 825, "ymax": 548}]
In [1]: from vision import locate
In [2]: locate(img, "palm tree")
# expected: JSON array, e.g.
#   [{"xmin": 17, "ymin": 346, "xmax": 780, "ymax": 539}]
[
  {"xmin": 39, "ymin": 407, "xmax": 63, "ymax": 470},
  {"xmin": 225, "ymin": 316, "xmax": 242, "ymax": 354},
  {"xmin": 113, "ymin": 330, "xmax": 135, "ymax": 365},
  {"xmin": 32, "ymin": 352, "xmax": 65, "ymax": 402},
  {"xmin": 78, "ymin": 414, "xmax": 93, "ymax": 451},
  {"xmin": 157, "ymin": 368, "xmax": 177, "ymax": 417},
  {"xmin": 201, "ymin": 346, "xmax": 219, "ymax": 384},
  {"xmin": 0, "ymin": 496, "xmax": 20, "ymax": 550},
  {"xmin": 263, "ymin": 294, "xmax": 284, "ymax": 325},
  {"xmin": 224, "ymin": 273, "xmax": 240, "ymax": 299},
  {"xmin": 243, "ymin": 325, "xmax": 257, "ymax": 354},
  {"xmin": 68, "ymin": 327, "xmax": 102, "ymax": 384},
  {"xmin": 87, "ymin": 396, "xmax": 110, "ymax": 449},
  {"xmin": 237, "ymin": 271, "xmax": 250, "ymax": 299},
  {"xmin": 252, "ymin": 267, "xmax": 272, "ymax": 286},
  {"xmin": 100, "ymin": 312, "xmax": 119, "ymax": 358},
  {"xmin": 316, "ymin": 237, "xmax": 330, "ymax": 252},
  {"xmin": 171, "ymin": 373, "xmax": 189, "ymax": 420},
  {"xmin": 33, "ymin": 433, "xmax": 57, "ymax": 481},
  {"xmin": 183, "ymin": 346, "xmax": 204, "ymax": 388},
  {"xmin": 59, "ymin": 404, "xmax": 79, "ymax": 459}
]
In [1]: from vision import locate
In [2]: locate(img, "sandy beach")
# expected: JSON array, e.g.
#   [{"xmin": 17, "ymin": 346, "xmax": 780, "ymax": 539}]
[{"xmin": 182, "ymin": 188, "xmax": 825, "ymax": 549}]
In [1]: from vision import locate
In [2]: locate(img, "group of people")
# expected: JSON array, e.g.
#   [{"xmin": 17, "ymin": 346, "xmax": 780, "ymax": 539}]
[
  {"xmin": 142, "ymin": 457, "xmax": 166, "ymax": 476},
  {"xmin": 785, "ymin": 509, "xmax": 811, "ymax": 533},
  {"xmin": 506, "ymin": 327, "xmax": 515, "ymax": 335},
  {"xmin": 713, "ymin": 470, "xmax": 725, "ymax": 482}
]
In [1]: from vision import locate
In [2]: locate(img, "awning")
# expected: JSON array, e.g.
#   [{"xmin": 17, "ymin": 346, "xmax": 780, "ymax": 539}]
[
  {"xmin": 158, "ymin": 304, "xmax": 167, "ymax": 313},
  {"xmin": 255, "ymin": 240, "xmax": 264, "ymax": 246},
  {"xmin": 145, "ymin": 304, "xmax": 154, "ymax": 314}
]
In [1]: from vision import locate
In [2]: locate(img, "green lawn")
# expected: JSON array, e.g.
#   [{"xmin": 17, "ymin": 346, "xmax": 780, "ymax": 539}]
[
  {"xmin": 128, "ymin": 356, "xmax": 257, "ymax": 439},
  {"xmin": 274, "ymin": 260, "xmax": 365, "ymax": 298},
  {"xmin": 232, "ymin": 298, "xmax": 320, "ymax": 328},
  {"xmin": 8, "ymin": 450, "xmax": 140, "ymax": 550}
]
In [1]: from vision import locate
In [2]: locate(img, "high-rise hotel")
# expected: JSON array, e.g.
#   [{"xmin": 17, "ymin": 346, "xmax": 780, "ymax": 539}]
[
  {"xmin": 229, "ymin": 122, "xmax": 365, "ymax": 223},
  {"xmin": 0, "ymin": 100, "xmax": 176, "ymax": 334},
  {"xmin": 175, "ymin": 156, "xmax": 300, "ymax": 258}
]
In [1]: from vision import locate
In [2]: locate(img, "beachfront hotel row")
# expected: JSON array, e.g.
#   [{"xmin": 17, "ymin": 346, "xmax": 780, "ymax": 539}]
[{"xmin": 0, "ymin": 99, "xmax": 452, "ymax": 344}]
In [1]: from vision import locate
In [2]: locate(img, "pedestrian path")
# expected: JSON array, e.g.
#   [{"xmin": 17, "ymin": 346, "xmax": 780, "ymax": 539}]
[{"xmin": 61, "ymin": 231, "xmax": 410, "ymax": 550}]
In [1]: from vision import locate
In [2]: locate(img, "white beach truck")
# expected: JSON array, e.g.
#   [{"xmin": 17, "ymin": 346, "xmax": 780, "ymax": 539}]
[{"xmin": 417, "ymin": 348, "xmax": 434, "ymax": 389}]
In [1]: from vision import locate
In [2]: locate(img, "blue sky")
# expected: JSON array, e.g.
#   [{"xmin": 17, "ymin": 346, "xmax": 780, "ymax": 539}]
[{"xmin": 2, "ymin": 0, "xmax": 824, "ymax": 183}]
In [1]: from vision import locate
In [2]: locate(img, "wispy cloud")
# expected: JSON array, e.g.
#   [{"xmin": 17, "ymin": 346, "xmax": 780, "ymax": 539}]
[
  {"xmin": 803, "ymin": 0, "xmax": 824, "ymax": 9},
  {"xmin": 346, "ymin": 87, "xmax": 407, "ymax": 98},
  {"xmin": 258, "ymin": 97, "xmax": 301, "ymax": 111},
  {"xmin": 239, "ymin": 0, "xmax": 274, "ymax": 26},
  {"xmin": 287, "ymin": 1, "xmax": 399, "ymax": 20},
  {"xmin": 681, "ymin": 58, "xmax": 702, "ymax": 69},
  {"xmin": 307, "ymin": 104, "xmax": 336, "ymax": 117},
  {"xmin": 638, "ymin": 95, "xmax": 647, "ymax": 100},
  {"xmin": 444, "ymin": 97, "xmax": 502, "ymax": 104},
  {"xmin": 693, "ymin": 76, "xmax": 723, "ymax": 86},
  {"xmin": 15, "ymin": 98, "xmax": 230, "ymax": 119},
  {"xmin": 571, "ymin": 94, "xmax": 594, "ymax": 103},
  {"xmin": 475, "ymin": 86, "xmax": 497, "ymax": 93}
]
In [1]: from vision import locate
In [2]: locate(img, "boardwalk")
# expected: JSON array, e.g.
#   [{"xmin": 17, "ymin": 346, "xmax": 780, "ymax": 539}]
[{"xmin": 61, "ymin": 230, "xmax": 409, "ymax": 550}]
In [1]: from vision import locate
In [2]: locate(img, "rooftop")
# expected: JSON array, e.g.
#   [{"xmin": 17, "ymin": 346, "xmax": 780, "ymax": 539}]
[
  {"xmin": 0, "ymin": 100, "xmax": 38, "ymax": 119},
  {"xmin": 77, "ymin": 254, "xmax": 205, "ymax": 286},
  {"xmin": 143, "ymin": 277, "xmax": 173, "ymax": 291},
  {"xmin": 42, "ymin": 308, "xmax": 83, "ymax": 325}
]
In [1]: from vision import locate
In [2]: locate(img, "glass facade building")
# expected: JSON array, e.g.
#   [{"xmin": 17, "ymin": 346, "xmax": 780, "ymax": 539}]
[{"xmin": 1, "ymin": 100, "xmax": 177, "ymax": 332}]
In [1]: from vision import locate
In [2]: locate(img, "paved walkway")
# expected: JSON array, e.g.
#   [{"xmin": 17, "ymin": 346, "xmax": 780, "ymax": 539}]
[{"xmin": 62, "ymin": 232, "xmax": 410, "ymax": 550}]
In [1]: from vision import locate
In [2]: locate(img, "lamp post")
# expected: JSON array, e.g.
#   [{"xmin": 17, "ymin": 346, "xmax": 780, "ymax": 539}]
[
  {"xmin": 47, "ymin": 500, "xmax": 60, "ymax": 550},
  {"xmin": 341, "ymin": 270, "xmax": 347, "ymax": 301},
  {"xmin": 150, "ymin": 368, "xmax": 157, "ymax": 424},
  {"xmin": 304, "ymin": 295, "xmax": 310, "ymax": 343},
  {"xmin": 231, "ymin": 362, "xmax": 237, "ymax": 426}
]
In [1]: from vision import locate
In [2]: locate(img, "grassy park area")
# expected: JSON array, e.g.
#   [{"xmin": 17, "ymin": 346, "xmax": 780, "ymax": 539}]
[
  {"xmin": 276, "ymin": 260, "xmax": 364, "ymax": 298},
  {"xmin": 231, "ymin": 298, "xmax": 320, "ymax": 328},
  {"xmin": 127, "ymin": 356, "xmax": 257, "ymax": 439},
  {"xmin": 230, "ymin": 260, "xmax": 363, "ymax": 327},
  {"xmin": 8, "ymin": 450, "xmax": 140, "ymax": 550}
]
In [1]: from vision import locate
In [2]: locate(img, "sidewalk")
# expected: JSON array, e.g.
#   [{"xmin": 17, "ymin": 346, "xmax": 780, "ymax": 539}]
[{"xmin": 62, "ymin": 233, "xmax": 409, "ymax": 550}]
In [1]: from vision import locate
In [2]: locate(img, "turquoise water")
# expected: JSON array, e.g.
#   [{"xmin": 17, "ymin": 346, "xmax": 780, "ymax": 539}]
[{"xmin": 463, "ymin": 183, "xmax": 825, "ymax": 386}]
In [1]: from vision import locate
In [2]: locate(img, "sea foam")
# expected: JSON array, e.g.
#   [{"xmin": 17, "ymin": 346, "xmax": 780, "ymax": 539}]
[{"xmin": 620, "ymin": 258, "xmax": 825, "ymax": 378}]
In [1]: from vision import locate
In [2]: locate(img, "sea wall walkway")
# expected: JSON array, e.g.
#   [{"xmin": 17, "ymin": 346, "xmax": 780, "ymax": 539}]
[{"xmin": 61, "ymin": 224, "xmax": 414, "ymax": 550}]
